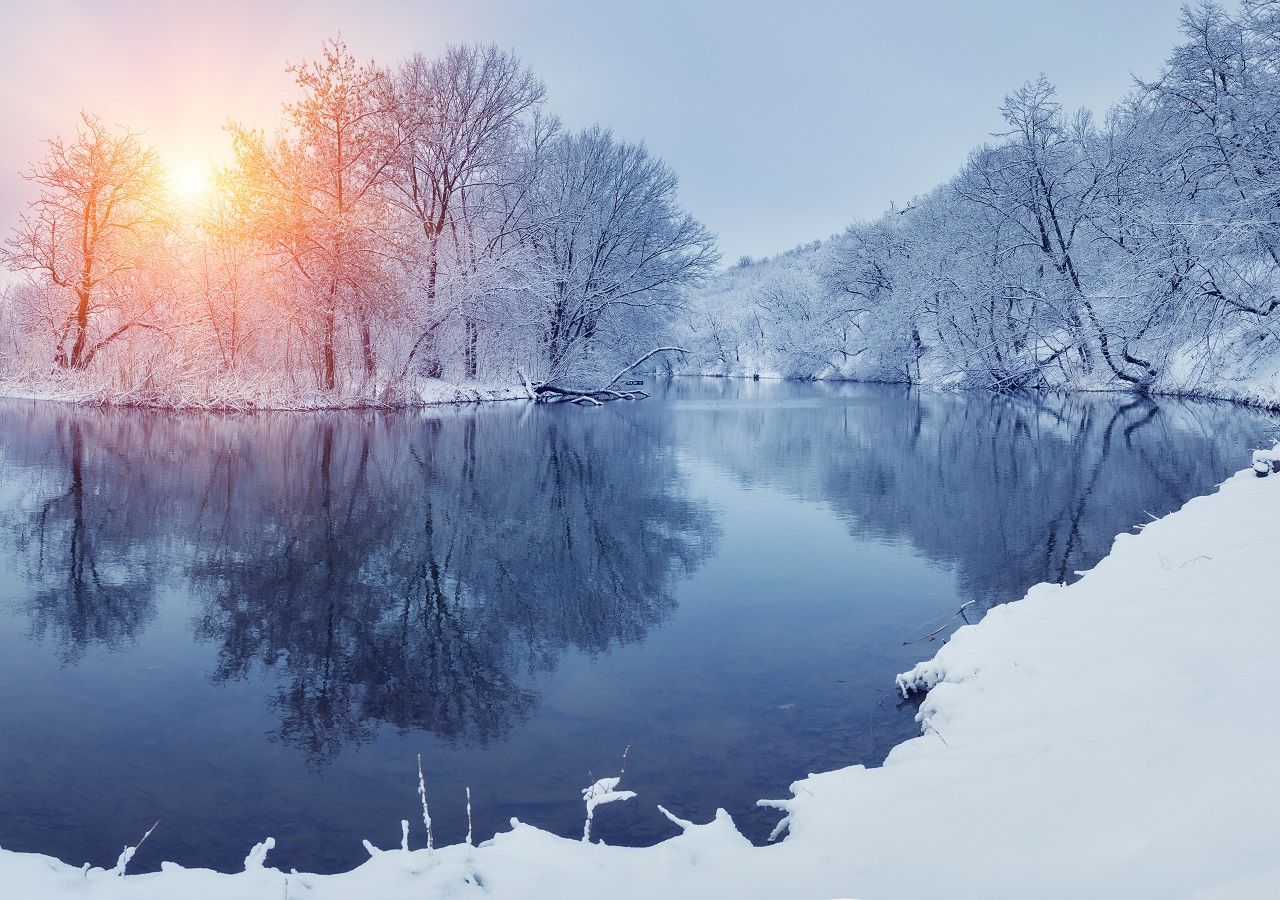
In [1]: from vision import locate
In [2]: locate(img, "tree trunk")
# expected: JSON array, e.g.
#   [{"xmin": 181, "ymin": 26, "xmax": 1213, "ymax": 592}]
[
  {"xmin": 422, "ymin": 240, "xmax": 444, "ymax": 379},
  {"xmin": 322, "ymin": 310, "xmax": 337, "ymax": 391},
  {"xmin": 361, "ymin": 321, "xmax": 376, "ymax": 380},
  {"xmin": 322, "ymin": 280, "xmax": 339, "ymax": 391},
  {"xmin": 464, "ymin": 318, "xmax": 478, "ymax": 379},
  {"xmin": 69, "ymin": 288, "xmax": 90, "ymax": 369}
]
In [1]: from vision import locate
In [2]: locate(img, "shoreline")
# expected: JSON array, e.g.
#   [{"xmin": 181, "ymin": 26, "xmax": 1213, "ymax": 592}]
[
  {"xmin": 672, "ymin": 371, "xmax": 1280, "ymax": 413},
  {"xmin": 0, "ymin": 378, "xmax": 532, "ymax": 413},
  {"xmin": 2, "ymin": 461, "xmax": 1276, "ymax": 897},
  {"xmin": 3, "ymin": 372, "xmax": 1279, "ymax": 413}
]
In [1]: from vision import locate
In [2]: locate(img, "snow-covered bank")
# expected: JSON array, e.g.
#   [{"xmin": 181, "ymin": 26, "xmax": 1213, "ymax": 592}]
[
  {"xmin": 0, "ymin": 376, "xmax": 528, "ymax": 410},
  {"xmin": 721, "ymin": 371, "xmax": 1280, "ymax": 413},
  {"xmin": 3, "ymin": 468, "xmax": 1278, "ymax": 898}
]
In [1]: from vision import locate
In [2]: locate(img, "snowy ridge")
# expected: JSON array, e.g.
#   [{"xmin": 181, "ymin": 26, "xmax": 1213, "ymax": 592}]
[{"xmin": 2, "ymin": 471, "xmax": 1278, "ymax": 898}]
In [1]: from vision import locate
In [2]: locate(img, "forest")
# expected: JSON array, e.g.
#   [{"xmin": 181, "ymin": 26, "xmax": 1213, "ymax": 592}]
[
  {"xmin": 6, "ymin": 5, "xmax": 1280, "ymax": 411},
  {"xmin": 0, "ymin": 41, "xmax": 716, "ymax": 407},
  {"xmin": 679, "ymin": 2, "xmax": 1280, "ymax": 405}
]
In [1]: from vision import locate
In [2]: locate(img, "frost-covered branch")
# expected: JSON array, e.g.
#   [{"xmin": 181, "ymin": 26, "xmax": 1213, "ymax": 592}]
[
  {"xmin": 111, "ymin": 820, "xmax": 158, "ymax": 877},
  {"xmin": 582, "ymin": 744, "xmax": 635, "ymax": 843}
]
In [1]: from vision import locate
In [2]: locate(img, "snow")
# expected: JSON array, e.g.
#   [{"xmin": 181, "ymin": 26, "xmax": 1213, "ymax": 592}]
[
  {"xmin": 2, "ymin": 469, "xmax": 1278, "ymax": 898},
  {"xmin": 241, "ymin": 838, "xmax": 273, "ymax": 873},
  {"xmin": 581, "ymin": 777, "xmax": 636, "ymax": 843},
  {"xmin": 0, "ymin": 376, "xmax": 528, "ymax": 410},
  {"xmin": 1254, "ymin": 441, "xmax": 1280, "ymax": 475}
]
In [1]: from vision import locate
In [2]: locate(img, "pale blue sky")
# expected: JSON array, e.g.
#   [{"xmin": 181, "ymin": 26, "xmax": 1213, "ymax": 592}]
[{"xmin": 0, "ymin": 0, "xmax": 1205, "ymax": 261}]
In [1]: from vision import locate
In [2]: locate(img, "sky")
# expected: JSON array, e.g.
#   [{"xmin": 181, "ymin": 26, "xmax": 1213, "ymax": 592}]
[{"xmin": 0, "ymin": 0, "xmax": 1206, "ymax": 263}]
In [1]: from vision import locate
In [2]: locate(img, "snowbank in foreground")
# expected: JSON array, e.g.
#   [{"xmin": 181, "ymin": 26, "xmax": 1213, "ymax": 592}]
[{"xmin": 4, "ymin": 470, "xmax": 1278, "ymax": 899}]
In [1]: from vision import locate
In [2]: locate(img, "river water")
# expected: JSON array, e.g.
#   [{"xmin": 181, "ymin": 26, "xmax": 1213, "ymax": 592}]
[{"xmin": 0, "ymin": 379, "xmax": 1271, "ymax": 873}]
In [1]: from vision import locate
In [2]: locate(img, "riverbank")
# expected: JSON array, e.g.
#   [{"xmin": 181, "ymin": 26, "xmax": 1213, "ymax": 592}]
[
  {"xmin": 5, "ymin": 368, "xmax": 1280, "ymax": 413},
  {"xmin": 678, "ymin": 368, "xmax": 1280, "ymax": 413},
  {"xmin": 2, "ymin": 453, "xmax": 1276, "ymax": 896},
  {"xmin": 0, "ymin": 376, "xmax": 529, "ymax": 410}
]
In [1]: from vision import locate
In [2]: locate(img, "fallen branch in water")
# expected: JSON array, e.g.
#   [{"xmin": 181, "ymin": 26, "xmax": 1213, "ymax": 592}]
[
  {"xmin": 902, "ymin": 601, "xmax": 976, "ymax": 646},
  {"xmin": 531, "ymin": 348, "xmax": 688, "ymax": 404}
]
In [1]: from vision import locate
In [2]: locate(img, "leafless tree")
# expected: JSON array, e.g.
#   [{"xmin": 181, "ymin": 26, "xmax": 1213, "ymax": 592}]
[
  {"xmin": 388, "ymin": 44, "xmax": 545, "ymax": 378},
  {"xmin": 1, "ymin": 113, "xmax": 167, "ymax": 370},
  {"xmin": 230, "ymin": 39, "xmax": 403, "ymax": 390},
  {"xmin": 530, "ymin": 127, "xmax": 717, "ymax": 390}
]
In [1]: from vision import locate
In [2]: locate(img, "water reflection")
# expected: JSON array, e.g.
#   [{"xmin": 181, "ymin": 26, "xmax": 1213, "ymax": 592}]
[
  {"xmin": 0, "ymin": 402, "xmax": 718, "ymax": 758},
  {"xmin": 661, "ymin": 380, "xmax": 1266, "ymax": 608},
  {"xmin": 10, "ymin": 416, "xmax": 159, "ymax": 660},
  {"xmin": 0, "ymin": 383, "xmax": 1270, "ymax": 873},
  {"xmin": 2, "ymin": 386, "xmax": 1265, "ymax": 704}
]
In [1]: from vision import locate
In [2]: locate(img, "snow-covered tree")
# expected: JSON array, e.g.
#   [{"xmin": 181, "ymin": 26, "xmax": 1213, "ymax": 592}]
[
  {"xmin": 530, "ymin": 126, "xmax": 717, "ymax": 389},
  {"xmin": 1, "ymin": 114, "xmax": 167, "ymax": 371},
  {"xmin": 680, "ymin": 3, "xmax": 1280, "ymax": 398}
]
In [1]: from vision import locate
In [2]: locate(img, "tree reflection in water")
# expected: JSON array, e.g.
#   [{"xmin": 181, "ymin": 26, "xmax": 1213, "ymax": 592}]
[
  {"xmin": 0, "ymin": 382, "xmax": 1271, "ymax": 872},
  {"xmin": 661, "ymin": 379, "xmax": 1267, "ymax": 611},
  {"xmin": 1, "ymin": 401, "xmax": 718, "ymax": 760},
  {"xmin": 12, "ymin": 416, "xmax": 160, "ymax": 660}
]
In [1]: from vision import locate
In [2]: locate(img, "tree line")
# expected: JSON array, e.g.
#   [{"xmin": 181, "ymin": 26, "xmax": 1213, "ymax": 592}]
[
  {"xmin": 682, "ymin": 2, "xmax": 1280, "ymax": 402},
  {"xmin": 0, "ymin": 41, "xmax": 717, "ymax": 406}
]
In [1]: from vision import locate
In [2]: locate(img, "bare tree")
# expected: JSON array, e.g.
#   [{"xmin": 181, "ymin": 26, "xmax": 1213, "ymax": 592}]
[
  {"xmin": 1, "ymin": 113, "xmax": 166, "ymax": 370},
  {"xmin": 230, "ymin": 39, "xmax": 402, "ymax": 391},
  {"xmin": 530, "ymin": 127, "xmax": 717, "ymax": 390},
  {"xmin": 0, "ymin": 42, "xmax": 714, "ymax": 407},
  {"xmin": 388, "ymin": 44, "xmax": 545, "ymax": 378},
  {"xmin": 680, "ymin": 8, "xmax": 1280, "ymax": 398}
]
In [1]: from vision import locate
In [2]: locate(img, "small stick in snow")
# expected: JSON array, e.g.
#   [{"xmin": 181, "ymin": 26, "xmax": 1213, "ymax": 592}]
[
  {"xmin": 417, "ymin": 754, "xmax": 433, "ymax": 852},
  {"xmin": 113, "ymin": 820, "xmax": 159, "ymax": 877},
  {"xmin": 466, "ymin": 787, "xmax": 473, "ymax": 847},
  {"xmin": 244, "ymin": 837, "xmax": 276, "ymax": 872},
  {"xmin": 582, "ymin": 744, "xmax": 636, "ymax": 843},
  {"xmin": 657, "ymin": 805, "xmax": 695, "ymax": 832}
]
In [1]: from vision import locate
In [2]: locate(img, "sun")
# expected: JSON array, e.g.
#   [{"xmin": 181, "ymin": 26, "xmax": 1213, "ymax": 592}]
[{"xmin": 165, "ymin": 160, "xmax": 212, "ymax": 202}]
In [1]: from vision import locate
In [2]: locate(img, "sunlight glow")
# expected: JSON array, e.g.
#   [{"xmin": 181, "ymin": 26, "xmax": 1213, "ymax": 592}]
[{"xmin": 165, "ymin": 160, "xmax": 212, "ymax": 203}]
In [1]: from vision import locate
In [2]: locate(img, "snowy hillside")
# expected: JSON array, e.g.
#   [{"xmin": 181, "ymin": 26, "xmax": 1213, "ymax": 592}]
[{"xmin": 678, "ymin": 5, "xmax": 1280, "ymax": 408}]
